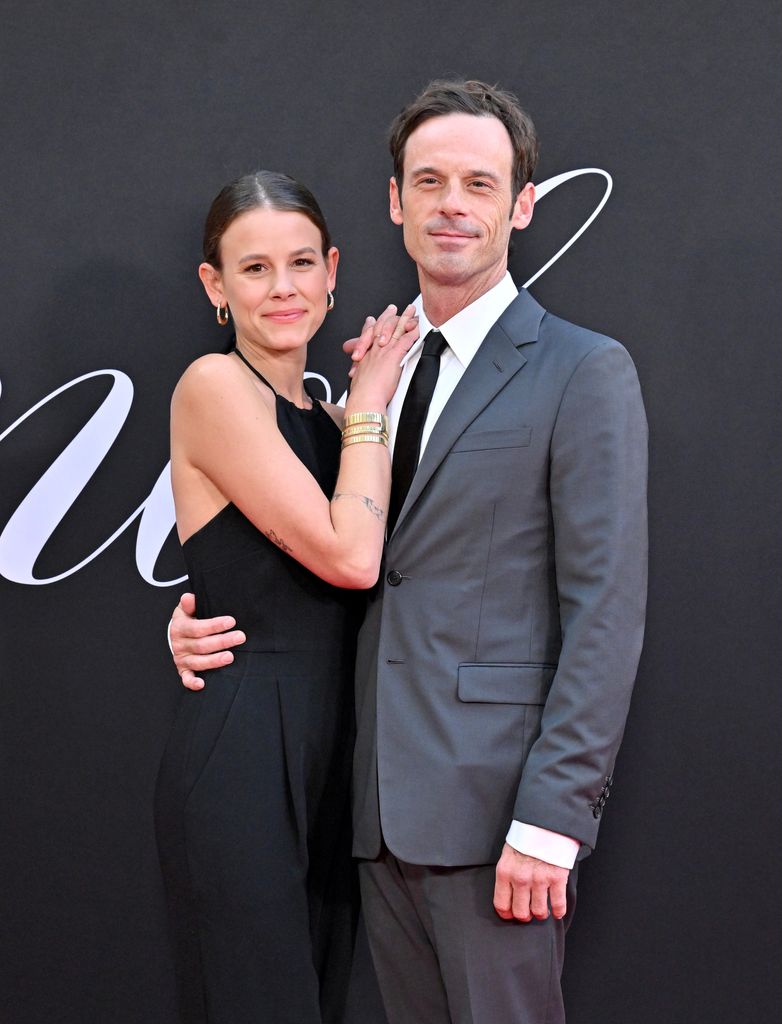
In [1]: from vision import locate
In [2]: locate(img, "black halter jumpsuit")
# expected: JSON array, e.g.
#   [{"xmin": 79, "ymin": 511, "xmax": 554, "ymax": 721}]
[{"xmin": 155, "ymin": 352, "xmax": 363, "ymax": 1024}]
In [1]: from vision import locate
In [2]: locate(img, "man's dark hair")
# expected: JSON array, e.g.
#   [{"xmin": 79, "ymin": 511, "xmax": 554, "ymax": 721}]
[
  {"xmin": 388, "ymin": 79, "xmax": 539, "ymax": 205},
  {"xmin": 202, "ymin": 170, "xmax": 332, "ymax": 268}
]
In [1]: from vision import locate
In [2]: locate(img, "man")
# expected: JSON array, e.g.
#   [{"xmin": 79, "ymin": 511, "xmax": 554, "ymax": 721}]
[{"xmin": 170, "ymin": 80, "xmax": 648, "ymax": 1023}]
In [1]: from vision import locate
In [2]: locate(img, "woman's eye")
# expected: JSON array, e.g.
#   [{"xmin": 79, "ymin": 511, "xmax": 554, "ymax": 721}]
[{"xmin": 245, "ymin": 263, "xmax": 266, "ymax": 273}]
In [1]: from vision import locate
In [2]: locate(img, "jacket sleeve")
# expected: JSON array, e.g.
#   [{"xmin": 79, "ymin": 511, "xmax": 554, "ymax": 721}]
[{"xmin": 513, "ymin": 337, "xmax": 648, "ymax": 851}]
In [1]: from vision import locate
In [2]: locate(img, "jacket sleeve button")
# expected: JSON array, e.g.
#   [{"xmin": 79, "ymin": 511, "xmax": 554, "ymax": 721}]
[{"xmin": 386, "ymin": 569, "xmax": 403, "ymax": 586}]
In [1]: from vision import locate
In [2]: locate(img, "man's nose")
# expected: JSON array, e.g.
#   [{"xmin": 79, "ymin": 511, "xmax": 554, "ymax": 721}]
[{"xmin": 439, "ymin": 182, "xmax": 469, "ymax": 217}]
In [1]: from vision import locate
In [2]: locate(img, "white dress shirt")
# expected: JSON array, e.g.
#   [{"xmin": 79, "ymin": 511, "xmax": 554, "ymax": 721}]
[{"xmin": 388, "ymin": 272, "xmax": 580, "ymax": 871}]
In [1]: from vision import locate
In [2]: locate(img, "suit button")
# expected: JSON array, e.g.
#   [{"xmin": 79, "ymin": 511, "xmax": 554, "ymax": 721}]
[{"xmin": 387, "ymin": 569, "xmax": 403, "ymax": 586}]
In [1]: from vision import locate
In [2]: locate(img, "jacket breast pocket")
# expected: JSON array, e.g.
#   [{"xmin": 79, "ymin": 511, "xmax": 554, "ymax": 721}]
[
  {"xmin": 450, "ymin": 427, "xmax": 532, "ymax": 453},
  {"xmin": 457, "ymin": 662, "xmax": 555, "ymax": 705}
]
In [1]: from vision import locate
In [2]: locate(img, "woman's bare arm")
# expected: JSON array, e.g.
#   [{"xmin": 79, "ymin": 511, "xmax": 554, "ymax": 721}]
[{"xmin": 171, "ymin": 309, "xmax": 416, "ymax": 590}]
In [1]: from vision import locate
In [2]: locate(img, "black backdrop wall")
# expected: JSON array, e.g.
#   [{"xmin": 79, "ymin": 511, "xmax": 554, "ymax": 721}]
[{"xmin": 1, "ymin": 2, "xmax": 780, "ymax": 1021}]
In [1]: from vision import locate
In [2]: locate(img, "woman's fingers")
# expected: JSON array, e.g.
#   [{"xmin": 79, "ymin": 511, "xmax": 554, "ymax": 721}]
[
  {"xmin": 399, "ymin": 321, "xmax": 420, "ymax": 352},
  {"xmin": 381, "ymin": 304, "xmax": 417, "ymax": 347},
  {"xmin": 370, "ymin": 305, "xmax": 399, "ymax": 348},
  {"xmin": 390, "ymin": 305, "xmax": 419, "ymax": 350},
  {"xmin": 348, "ymin": 304, "xmax": 418, "ymax": 379},
  {"xmin": 352, "ymin": 305, "xmax": 396, "ymax": 359},
  {"xmin": 350, "ymin": 315, "xmax": 378, "ymax": 362}
]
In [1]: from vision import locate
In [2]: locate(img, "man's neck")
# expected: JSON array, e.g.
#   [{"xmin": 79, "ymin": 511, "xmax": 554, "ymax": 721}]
[{"xmin": 418, "ymin": 263, "xmax": 508, "ymax": 327}]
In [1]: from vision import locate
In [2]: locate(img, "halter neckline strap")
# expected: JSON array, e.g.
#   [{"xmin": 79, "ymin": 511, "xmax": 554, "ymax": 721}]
[
  {"xmin": 232, "ymin": 347, "xmax": 277, "ymax": 394},
  {"xmin": 231, "ymin": 346, "xmax": 318, "ymax": 411}
]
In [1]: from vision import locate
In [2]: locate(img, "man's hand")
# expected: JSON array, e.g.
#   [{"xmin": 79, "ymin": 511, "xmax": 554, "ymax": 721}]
[
  {"xmin": 170, "ymin": 592, "xmax": 246, "ymax": 690},
  {"xmin": 493, "ymin": 843, "xmax": 569, "ymax": 922}
]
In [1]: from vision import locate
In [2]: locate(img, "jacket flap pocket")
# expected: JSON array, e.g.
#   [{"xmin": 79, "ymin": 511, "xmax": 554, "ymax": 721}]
[
  {"xmin": 451, "ymin": 427, "xmax": 532, "ymax": 453},
  {"xmin": 457, "ymin": 663, "xmax": 555, "ymax": 705}
]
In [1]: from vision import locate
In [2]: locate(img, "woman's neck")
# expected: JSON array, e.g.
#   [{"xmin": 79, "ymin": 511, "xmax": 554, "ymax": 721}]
[{"xmin": 234, "ymin": 337, "xmax": 310, "ymax": 407}]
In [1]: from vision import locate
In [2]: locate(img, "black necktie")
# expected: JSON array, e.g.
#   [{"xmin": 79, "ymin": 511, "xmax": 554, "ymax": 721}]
[{"xmin": 388, "ymin": 329, "xmax": 448, "ymax": 534}]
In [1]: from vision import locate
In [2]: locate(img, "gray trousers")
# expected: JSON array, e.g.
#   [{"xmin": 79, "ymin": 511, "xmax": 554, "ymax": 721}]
[{"xmin": 358, "ymin": 850, "xmax": 578, "ymax": 1024}]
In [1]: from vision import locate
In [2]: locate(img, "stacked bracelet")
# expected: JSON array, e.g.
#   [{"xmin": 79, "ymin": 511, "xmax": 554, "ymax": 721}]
[
  {"xmin": 342, "ymin": 434, "xmax": 388, "ymax": 448},
  {"xmin": 343, "ymin": 411, "xmax": 389, "ymax": 429},
  {"xmin": 342, "ymin": 425, "xmax": 390, "ymax": 442},
  {"xmin": 341, "ymin": 412, "xmax": 389, "ymax": 449}
]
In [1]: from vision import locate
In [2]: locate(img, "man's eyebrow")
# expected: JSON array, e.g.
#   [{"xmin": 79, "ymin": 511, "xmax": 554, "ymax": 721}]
[
  {"xmin": 409, "ymin": 166, "xmax": 502, "ymax": 182},
  {"xmin": 465, "ymin": 169, "xmax": 502, "ymax": 182}
]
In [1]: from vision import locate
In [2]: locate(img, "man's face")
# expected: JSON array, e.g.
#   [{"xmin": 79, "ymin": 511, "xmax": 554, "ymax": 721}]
[{"xmin": 390, "ymin": 113, "xmax": 534, "ymax": 293}]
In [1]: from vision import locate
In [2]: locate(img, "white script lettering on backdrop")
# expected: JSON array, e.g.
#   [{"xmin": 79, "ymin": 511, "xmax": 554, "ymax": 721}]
[{"xmin": 0, "ymin": 169, "xmax": 612, "ymax": 587}]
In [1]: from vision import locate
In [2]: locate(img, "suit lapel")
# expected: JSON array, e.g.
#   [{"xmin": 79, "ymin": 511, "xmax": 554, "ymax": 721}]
[{"xmin": 389, "ymin": 289, "xmax": 545, "ymax": 538}]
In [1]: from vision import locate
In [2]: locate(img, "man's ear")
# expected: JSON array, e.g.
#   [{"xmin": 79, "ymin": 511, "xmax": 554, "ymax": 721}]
[
  {"xmin": 198, "ymin": 262, "xmax": 225, "ymax": 307},
  {"xmin": 389, "ymin": 176, "xmax": 404, "ymax": 225},
  {"xmin": 510, "ymin": 181, "xmax": 535, "ymax": 232}
]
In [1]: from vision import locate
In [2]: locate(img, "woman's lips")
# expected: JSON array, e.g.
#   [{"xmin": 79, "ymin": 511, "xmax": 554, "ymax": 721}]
[{"xmin": 264, "ymin": 309, "xmax": 306, "ymax": 323}]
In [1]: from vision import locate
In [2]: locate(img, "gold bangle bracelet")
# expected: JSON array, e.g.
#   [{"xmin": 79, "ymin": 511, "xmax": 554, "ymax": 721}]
[
  {"xmin": 341, "ymin": 433, "xmax": 388, "ymax": 446},
  {"xmin": 341, "ymin": 424, "xmax": 389, "ymax": 439},
  {"xmin": 343, "ymin": 411, "xmax": 385, "ymax": 426},
  {"xmin": 343, "ymin": 411, "xmax": 388, "ymax": 430},
  {"xmin": 342, "ymin": 435, "xmax": 390, "ymax": 446},
  {"xmin": 341, "ymin": 433, "xmax": 389, "ymax": 448},
  {"xmin": 341, "ymin": 425, "xmax": 389, "ymax": 441}
]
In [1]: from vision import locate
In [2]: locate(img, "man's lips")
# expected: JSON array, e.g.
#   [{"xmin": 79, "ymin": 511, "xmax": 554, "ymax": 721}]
[
  {"xmin": 429, "ymin": 231, "xmax": 478, "ymax": 250},
  {"xmin": 428, "ymin": 227, "xmax": 480, "ymax": 245}
]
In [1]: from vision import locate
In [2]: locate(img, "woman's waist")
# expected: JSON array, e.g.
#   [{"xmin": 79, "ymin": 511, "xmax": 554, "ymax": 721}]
[{"xmin": 187, "ymin": 553, "xmax": 367, "ymax": 619}]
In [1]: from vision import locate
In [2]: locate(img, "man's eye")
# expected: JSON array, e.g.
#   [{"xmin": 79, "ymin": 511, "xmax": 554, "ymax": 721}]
[
  {"xmin": 293, "ymin": 258, "xmax": 315, "ymax": 267},
  {"xmin": 245, "ymin": 263, "xmax": 266, "ymax": 273}
]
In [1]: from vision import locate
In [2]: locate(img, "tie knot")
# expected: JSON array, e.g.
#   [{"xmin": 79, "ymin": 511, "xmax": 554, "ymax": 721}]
[{"xmin": 421, "ymin": 329, "xmax": 448, "ymax": 359}]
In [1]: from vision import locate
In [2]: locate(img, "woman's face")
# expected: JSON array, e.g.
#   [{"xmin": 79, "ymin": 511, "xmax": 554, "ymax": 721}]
[{"xmin": 199, "ymin": 207, "xmax": 338, "ymax": 354}]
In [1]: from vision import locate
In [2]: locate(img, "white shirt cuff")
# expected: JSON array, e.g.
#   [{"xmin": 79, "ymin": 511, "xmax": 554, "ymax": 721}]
[
  {"xmin": 506, "ymin": 821, "xmax": 580, "ymax": 869},
  {"xmin": 166, "ymin": 619, "xmax": 174, "ymax": 656}
]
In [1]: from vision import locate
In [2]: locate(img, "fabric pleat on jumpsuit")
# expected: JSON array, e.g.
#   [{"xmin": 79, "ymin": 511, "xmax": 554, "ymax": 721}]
[{"xmin": 155, "ymin": 357, "xmax": 364, "ymax": 1024}]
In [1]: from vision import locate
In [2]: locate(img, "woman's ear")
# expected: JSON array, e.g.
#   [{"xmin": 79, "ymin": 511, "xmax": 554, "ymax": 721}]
[
  {"xmin": 325, "ymin": 247, "xmax": 339, "ymax": 292},
  {"xmin": 198, "ymin": 262, "xmax": 224, "ymax": 307}
]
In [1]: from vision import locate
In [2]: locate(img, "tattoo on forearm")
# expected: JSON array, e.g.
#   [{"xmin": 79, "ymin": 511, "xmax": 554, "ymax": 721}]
[
  {"xmin": 332, "ymin": 492, "xmax": 386, "ymax": 522},
  {"xmin": 265, "ymin": 528, "xmax": 292, "ymax": 553}
]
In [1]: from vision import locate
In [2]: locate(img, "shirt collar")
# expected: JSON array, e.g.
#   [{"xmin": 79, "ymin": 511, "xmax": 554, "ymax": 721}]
[{"xmin": 408, "ymin": 272, "xmax": 519, "ymax": 368}]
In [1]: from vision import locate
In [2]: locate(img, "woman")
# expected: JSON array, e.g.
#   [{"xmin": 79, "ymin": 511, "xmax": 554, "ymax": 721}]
[{"xmin": 154, "ymin": 170, "xmax": 417, "ymax": 1024}]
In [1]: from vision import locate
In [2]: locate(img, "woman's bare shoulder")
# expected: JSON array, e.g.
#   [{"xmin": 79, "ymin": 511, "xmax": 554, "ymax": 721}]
[
  {"xmin": 177, "ymin": 351, "xmax": 244, "ymax": 388},
  {"xmin": 173, "ymin": 352, "xmax": 250, "ymax": 404}
]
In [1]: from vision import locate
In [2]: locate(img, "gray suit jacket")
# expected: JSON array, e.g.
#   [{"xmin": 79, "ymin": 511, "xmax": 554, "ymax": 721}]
[{"xmin": 351, "ymin": 288, "xmax": 648, "ymax": 866}]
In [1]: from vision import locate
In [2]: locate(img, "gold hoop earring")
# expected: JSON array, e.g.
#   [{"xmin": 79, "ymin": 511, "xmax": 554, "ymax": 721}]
[
  {"xmin": 326, "ymin": 290, "xmax": 335, "ymax": 312},
  {"xmin": 216, "ymin": 303, "xmax": 229, "ymax": 326}
]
